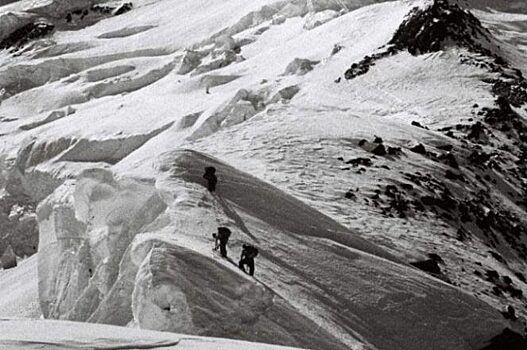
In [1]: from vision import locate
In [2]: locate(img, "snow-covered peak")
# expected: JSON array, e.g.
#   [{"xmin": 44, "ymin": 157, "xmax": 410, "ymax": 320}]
[{"xmin": 391, "ymin": 0, "xmax": 498, "ymax": 55}]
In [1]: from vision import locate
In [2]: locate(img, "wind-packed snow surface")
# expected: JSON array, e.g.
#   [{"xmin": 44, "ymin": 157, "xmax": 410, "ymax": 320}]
[
  {"xmin": 0, "ymin": 318, "xmax": 304, "ymax": 349},
  {"xmin": 1, "ymin": 0, "xmax": 527, "ymax": 349}
]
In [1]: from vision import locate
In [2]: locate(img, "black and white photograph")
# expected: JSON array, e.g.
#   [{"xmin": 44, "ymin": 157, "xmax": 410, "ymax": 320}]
[{"xmin": 0, "ymin": 0, "xmax": 526, "ymax": 349}]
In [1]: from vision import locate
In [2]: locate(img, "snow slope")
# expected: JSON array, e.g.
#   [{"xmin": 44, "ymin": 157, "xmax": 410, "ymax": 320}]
[
  {"xmin": 0, "ymin": 319, "xmax": 303, "ymax": 350},
  {"xmin": 0, "ymin": 255, "xmax": 39, "ymax": 317},
  {"xmin": 0, "ymin": 0, "xmax": 527, "ymax": 349},
  {"xmin": 36, "ymin": 149, "xmax": 510, "ymax": 350}
]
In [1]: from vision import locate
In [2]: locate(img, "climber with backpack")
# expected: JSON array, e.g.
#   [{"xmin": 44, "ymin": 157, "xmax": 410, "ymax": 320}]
[
  {"xmin": 203, "ymin": 166, "xmax": 218, "ymax": 192},
  {"xmin": 212, "ymin": 227, "xmax": 231, "ymax": 258},
  {"xmin": 239, "ymin": 244, "xmax": 259, "ymax": 276}
]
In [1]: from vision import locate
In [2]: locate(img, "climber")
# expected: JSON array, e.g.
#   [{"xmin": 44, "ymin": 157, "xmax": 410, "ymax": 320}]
[
  {"xmin": 213, "ymin": 227, "xmax": 231, "ymax": 258},
  {"xmin": 203, "ymin": 166, "xmax": 217, "ymax": 192},
  {"xmin": 239, "ymin": 244, "xmax": 259, "ymax": 276}
]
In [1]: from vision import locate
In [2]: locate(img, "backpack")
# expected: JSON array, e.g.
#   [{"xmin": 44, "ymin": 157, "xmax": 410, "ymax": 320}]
[
  {"xmin": 244, "ymin": 245, "xmax": 258, "ymax": 259},
  {"xmin": 217, "ymin": 227, "xmax": 231, "ymax": 241}
]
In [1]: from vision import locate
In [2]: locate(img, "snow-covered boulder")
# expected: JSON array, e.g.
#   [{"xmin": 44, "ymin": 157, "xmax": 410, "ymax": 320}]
[
  {"xmin": 283, "ymin": 58, "xmax": 319, "ymax": 75},
  {"xmin": 189, "ymin": 88, "xmax": 266, "ymax": 139},
  {"xmin": 177, "ymin": 50, "xmax": 204, "ymax": 74},
  {"xmin": 220, "ymin": 100, "xmax": 256, "ymax": 127},
  {"xmin": 303, "ymin": 10, "xmax": 339, "ymax": 30}
]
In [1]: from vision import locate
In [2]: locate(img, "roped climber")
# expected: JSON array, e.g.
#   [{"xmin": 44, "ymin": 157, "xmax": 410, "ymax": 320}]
[
  {"xmin": 239, "ymin": 244, "xmax": 259, "ymax": 276},
  {"xmin": 213, "ymin": 226, "xmax": 231, "ymax": 258},
  {"xmin": 203, "ymin": 166, "xmax": 218, "ymax": 192}
]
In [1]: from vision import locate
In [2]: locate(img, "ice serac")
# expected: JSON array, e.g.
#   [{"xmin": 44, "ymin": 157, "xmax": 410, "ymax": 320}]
[
  {"xmin": 37, "ymin": 167, "xmax": 167, "ymax": 320},
  {"xmin": 36, "ymin": 148, "xmax": 512, "ymax": 350}
]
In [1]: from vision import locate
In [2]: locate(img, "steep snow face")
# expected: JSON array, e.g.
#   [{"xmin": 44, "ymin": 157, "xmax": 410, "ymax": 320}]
[
  {"xmin": 36, "ymin": 149, "xmax": 512, "ymax": 350},
  {"xmin": 1, "ymin": 0, "xmax": 527, "ymax": 348}
]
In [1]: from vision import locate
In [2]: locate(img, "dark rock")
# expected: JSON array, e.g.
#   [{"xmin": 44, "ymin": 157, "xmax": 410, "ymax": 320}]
[
  {"xmin": 492, "ymin": 286, "xmax": 503, "ymax": 297},
  {"xmin": 114, "ymin": 2, "xmax": 133, "ymax": 16},
  {"xmin": 345, "ymin": 191, "xmax": 356, "ymax": 200},
  {"xmin": 427, "ymin": 253, "xmax": 444, "ymax": 264},
  {"xmin": 468, "ymin": 150, "xmax": 491, "ymax": 166},
  {"xmin": 410, "ymin": 259, "xmax": 441, "ymax": 274},
  {"xmin": 372, "ymin": 144, "xmax": 386, "ymax": 156},
  {"xmin": 502, "ymin": 306, "xmax": 517, "ymax": 321},
  {"xmin": 410, "ymin": 143, "xmax": 426, "ymax": 154},
  {"xmin": 389, "ymin": 0, "xmax": 494, "ymax": 56},
  {"xmin": 344, "ymin": 51, "xmax": 392, "ymax": 80},
  {"xmin": 359, "ymin": 140, "xmax": 387, "ymax": 156},
  {"xmin": 438, "ymin": 152, "xmax": 459, "ymax": 168},
  {"xmin": 467, "ymin": 121, "xmax": 486, "ymax": 140},
  {"xmin": 514, "ymin": 272, "xmax": 526, "ymax": 284},
  {"xmin": 400, "ymin": 183, "xmax": 413, "ymax": 191},
  {"xmin": 0, "ymin": 21, "xmax": 55, "ymax": 50},
  {"xmin": 411, "ymin": 121, "xmax": 427, "ymax": 129},
  {"xmin": 346, "ymin": 157, "xmax": 373, "ymax": 167},
  {"xmin": 385, "ymin": 185, "xmax": 398, "ymax": 198},
  {"xmin": 489, "ymin": 250, "xmax": 505, "ymax": 264},
  {"xmin": 486, "ymin": 269, "xmax": 500, "ymax": 282},
  {"xmin": 0, "ymin": 245, "xmax": 17, "ymax": 270},
  {"xmin": 331, "ymin": 44, "xmax": 343, "ymax": 55},
  {"xmin": 373, "ymin": 136, "xmax": 383, "ymax": 144},
  {"xmin": 507, "ymin": 287, "xmax": 523, "ymax": 299},
  {"xmin": 492, "ymin": 81, "xmax": 527, "ymax": 108},
  {"xmin": 445, "ymin": 170, "xmax": 464, "ymax": 181},
  {"xmin": 481, "ymin": 96, "xmax": 527, "ymax": 144},
  {"xmin": 92, "ymin": 4, "xmax": 114, "ymax": 14},
  {"xmin": 387, "ymin": 146, "xmax": 403, "ymax": 156},
  {"xmin": 458, "ymin": 202, "xmax": 471, "ymax": 222},
  {"xmin": 254, "ymin": 26, "xmax": 270, "ymax": 35},
  {"xmin": 389, "ymin": 195, "xmax": 409, "ymax": 218},
  {"xmin": 420, "ymin": 192, "xmax": 457, "ymax": 211},
  {"xmin": 437, "ymin": 144, "xmax": 454, "ymax": 151},
  {"xmin": 480, "ymin": 328, "xmax": 527, "ymax": 350},
  {"xmin": 456, "ymin": 228, "xmax": 469, "ymax": 241}
]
